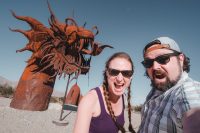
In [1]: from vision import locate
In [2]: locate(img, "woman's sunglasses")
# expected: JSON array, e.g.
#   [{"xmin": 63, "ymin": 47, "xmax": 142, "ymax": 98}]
[
  {"xmin": 107, "ymin": 68, "xmax": 133, "ymax": 78},
  {"xmin": 141, "ymin": 52, "xmax": 180, "ymax": 68}
]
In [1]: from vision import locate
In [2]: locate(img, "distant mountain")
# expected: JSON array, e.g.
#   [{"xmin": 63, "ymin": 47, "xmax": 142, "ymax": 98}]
[
  {"xmin": 0, "ymin": 76, "xmax": 18, "ymax": 88},
  {"xmin": 0, "ymin": 75, "xmax": 64, "ymax": 97},
  {"xmin": 52, "ymin": 90, "xmax": 64, "ymax": 97}
]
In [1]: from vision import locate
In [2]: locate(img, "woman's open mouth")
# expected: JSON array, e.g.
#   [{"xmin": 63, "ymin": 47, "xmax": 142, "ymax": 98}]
[{"xmin": 114, "ymin": 83, "xmax": 124, "ymax": 91}]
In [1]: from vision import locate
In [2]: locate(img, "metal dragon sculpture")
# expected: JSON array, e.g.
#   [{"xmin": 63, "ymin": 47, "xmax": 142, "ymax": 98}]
[{"xmin": 10, "ymin": 2, "xmax": 112, "ymax": 111}]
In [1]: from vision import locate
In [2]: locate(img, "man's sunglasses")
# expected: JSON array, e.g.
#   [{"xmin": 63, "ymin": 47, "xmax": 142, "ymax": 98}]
[
  {"xmin": 107, "ymin": 68, "xmax": 133, "ymax": 78},
  {"xmin": 141, "ymin": 52, "xmax": 180, "ymax": 68}
]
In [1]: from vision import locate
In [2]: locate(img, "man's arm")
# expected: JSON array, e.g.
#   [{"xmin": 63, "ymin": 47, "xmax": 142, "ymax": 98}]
[{"xmin": 183, "ymin": 108, "xmax": 200, "ymax": 133}]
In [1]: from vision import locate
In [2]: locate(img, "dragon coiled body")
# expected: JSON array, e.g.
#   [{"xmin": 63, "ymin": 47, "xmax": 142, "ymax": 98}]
[{"xmin": 10, "ymin": 2, "xmax": 112, "ymax": 111}]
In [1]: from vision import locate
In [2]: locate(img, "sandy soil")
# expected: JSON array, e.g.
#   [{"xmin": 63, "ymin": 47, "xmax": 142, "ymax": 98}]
[{"xmin": 0, "ymin": 97, "xmax": 141, "ymax": 133}]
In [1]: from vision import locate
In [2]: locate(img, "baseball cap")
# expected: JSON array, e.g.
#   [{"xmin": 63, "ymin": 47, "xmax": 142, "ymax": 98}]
[{"xmin": 143, "ymin": 37, "xmax": 181, "ymax": 56}]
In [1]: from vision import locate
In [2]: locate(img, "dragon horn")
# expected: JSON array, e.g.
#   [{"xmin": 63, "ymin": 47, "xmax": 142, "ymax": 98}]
[
  {"xmin": 10, "ymin": 10, "xmax": 45, "ymax": 30},
  {"xmin": 91, "ymin": 42, "xmax": 113, "ymax": 56}
]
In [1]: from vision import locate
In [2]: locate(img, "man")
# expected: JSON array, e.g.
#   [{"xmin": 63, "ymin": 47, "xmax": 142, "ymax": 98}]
[{"xmin": 138, "ymin": 36, "xmax": 200, "ymax": 133}]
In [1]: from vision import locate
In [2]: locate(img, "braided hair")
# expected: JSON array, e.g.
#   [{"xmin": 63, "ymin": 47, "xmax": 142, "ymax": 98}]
[{"xmin": 103, "ymin": 52, "xmax": 136, "ymax": 133}]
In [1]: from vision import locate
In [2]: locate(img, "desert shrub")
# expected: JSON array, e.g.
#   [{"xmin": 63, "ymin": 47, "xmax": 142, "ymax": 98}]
[
  {"xmin": 50, "ymin": 96, "xmax": 58, "ymax": 103},
  {"xmin": 50, "ymin": 96, "xmax": 63, "ymax": 104},
  {"xmin": 0, "ymin": 84, "xmax": 14, "ymax": 98},
  {"xmin": 125, "ymin": 104, "xmax": 143, "ymax": 112},
  {"xmin": 133, "ymin": 104, "xmax": 143, "ymax": 112}
]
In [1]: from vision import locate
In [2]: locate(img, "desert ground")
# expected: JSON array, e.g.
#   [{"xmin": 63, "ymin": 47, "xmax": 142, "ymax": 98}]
[{"xmin": 0, "ymin": 97, "xmax": 141, "ymax": 133}]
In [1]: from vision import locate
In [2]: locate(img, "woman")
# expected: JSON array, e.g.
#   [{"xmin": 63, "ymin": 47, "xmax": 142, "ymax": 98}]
[{"xmin": 73, "ymin": 52, "xmax": 136, "ymax": 133}]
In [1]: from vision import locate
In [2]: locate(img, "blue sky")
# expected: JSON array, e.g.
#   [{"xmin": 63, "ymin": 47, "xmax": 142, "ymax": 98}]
[{"xmin": 0, "ymin": 0, "xmax": 200, "ymax": 105}]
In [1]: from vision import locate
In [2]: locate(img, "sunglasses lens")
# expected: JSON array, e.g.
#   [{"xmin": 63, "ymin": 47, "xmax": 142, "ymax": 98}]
[
  {"xmin": 156, "ymin": 55, "xmax": 170, "ymax": 64},
  {"xmin": 121, "ymin": 71, "xmax": 133, "ymax": 78},
  {"xmin": 142, "ymin": 59, "xmax": 153, "ymax": 68},
  {"xmin": 108, "ymin": 69, "xmax": 120, "ymax": 76}
]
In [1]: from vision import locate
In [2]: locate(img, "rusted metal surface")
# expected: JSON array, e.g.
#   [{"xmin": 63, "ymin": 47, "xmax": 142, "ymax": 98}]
[
  {"xmin": 10, "ymin": 65, "xmax": 55, "ymax": 110},
  {"xmin": 10, "ymin": 2, "xmax": 112, "ymax": 111},
  {"xmin": 65, "ymin": 84, "xmax": 82, "ymax": 106}
]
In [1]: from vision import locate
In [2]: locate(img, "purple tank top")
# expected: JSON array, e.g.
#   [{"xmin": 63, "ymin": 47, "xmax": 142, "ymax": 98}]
[{"xmin": 89, "ymin": 87, "xmax": 125, "ymax": 133}]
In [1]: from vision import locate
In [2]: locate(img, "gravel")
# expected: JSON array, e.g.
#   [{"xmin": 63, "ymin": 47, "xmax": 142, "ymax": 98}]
[{"xmin": 0, "ymin": 97, "xmax": 141, "ymax": 133}]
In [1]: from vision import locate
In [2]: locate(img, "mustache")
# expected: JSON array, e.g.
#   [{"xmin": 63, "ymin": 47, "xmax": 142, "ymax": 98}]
[{"xmin": 153, "ymin": 70, "xmax": 165, "ymax": 76}]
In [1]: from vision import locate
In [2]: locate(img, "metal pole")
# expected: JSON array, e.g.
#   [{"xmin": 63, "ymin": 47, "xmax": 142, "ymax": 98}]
[{"xmin": 59, "ymin": 74, "xmax": 71, "ymax": 121}]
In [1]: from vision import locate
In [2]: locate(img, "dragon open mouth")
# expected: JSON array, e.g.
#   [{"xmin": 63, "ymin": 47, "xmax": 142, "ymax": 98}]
[
  {"xmin": 80, "ymin": 54, "xmax": 91, "ymax": 74},
  {"xmin": 75, "ymin": 38, "xmax": 94, "ymax": 74}
]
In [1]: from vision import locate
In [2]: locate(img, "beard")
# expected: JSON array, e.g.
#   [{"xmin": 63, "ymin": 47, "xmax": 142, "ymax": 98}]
[{"xmin": 151, "ymin": 77, "xmax": 179, "ymax": 91}]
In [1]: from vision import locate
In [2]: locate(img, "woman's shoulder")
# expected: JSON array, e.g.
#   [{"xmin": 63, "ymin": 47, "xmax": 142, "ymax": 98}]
[{"xmin": 79, "ymin": 87, "xmax": 101, "ymax": 107}]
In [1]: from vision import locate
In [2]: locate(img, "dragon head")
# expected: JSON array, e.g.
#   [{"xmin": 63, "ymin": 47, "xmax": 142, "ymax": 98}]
[{"xmin": 11, "ymin": 2, "xmax": 113, "ymax": 79}]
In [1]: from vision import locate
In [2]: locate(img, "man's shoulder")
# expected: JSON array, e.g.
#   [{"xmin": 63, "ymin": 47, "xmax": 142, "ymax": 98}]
[
  {"xmin": 193, "ymin": 80, "xmax": 200, "ymax": 87},
  {"xmin": 179, "ymin": 77, "xmax": 200, "ymax": 108},
  {"xmin": 182, "ymin": 77, "xmax": 200, "ymax": 91}
]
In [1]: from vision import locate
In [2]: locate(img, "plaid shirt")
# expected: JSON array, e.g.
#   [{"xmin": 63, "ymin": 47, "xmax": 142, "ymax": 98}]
[{"xmin": 138, "ymin": 72, "xmax": 200, "ymax": 133}]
